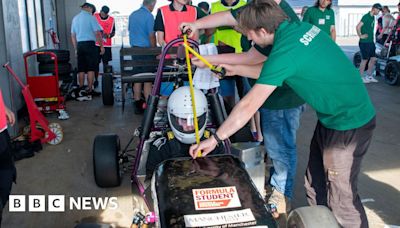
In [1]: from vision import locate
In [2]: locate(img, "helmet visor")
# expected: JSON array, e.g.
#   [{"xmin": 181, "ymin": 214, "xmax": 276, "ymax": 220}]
[{"xmin": 170, "ymin": 113, "xmax": 206, "ymax": 134}]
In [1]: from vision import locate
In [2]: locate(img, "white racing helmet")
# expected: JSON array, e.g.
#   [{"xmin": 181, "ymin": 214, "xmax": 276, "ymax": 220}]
[{"xmin": 167, "ymin": 86, "xmax": 208, "ymax": 144}]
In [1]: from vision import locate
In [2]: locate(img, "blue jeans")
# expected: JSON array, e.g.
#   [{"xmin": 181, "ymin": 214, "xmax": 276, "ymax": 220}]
[{"xmin": 259, "ymin": 105, "xmax": 304, "ymax": 199}]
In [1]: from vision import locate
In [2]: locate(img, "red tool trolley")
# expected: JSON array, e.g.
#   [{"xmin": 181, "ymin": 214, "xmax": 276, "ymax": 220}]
[
  {"xmin": 3, "ymin": 62, "xmax": 63, "ymax": 145},
  {"xmin": 23, "ymin": 51, "xmax": 69, "ymax": 120}
]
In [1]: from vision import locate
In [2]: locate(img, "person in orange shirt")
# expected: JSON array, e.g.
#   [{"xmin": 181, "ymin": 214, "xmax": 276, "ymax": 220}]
[
  {"xmin": 0, "ymin": 89, "xmax": 16, "ymax": 225},
  {"xmin": 154, "ymin": 0, "xmax": 208, "ymax": 96},
  {"xmin": 94, "ymin": 5, "xmax": 115, "ymax": 89}
]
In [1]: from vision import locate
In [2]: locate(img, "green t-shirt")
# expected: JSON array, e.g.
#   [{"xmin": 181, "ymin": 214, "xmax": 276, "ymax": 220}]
[
  {"xmin": 231, "ymin": 0, "xmax": 305, "ymax": 109},
  {"xmin": 302, "ymin": 6, "xmax": 335, "ymax": 36},
  {"xmin": 257, "ymin": 21, "xmax": 376, "ymax": 130},
  {"xmin": 360, "ymin": 12, "xmax": 375, "ymax": 43}
]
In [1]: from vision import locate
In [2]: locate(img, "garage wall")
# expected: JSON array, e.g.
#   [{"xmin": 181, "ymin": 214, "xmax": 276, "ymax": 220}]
[
  {"xmin": 42, "ymin": 0, "xmax": 58, "ymax": 49},
  {"xmin": 0, "ymin": 0, "xmax": 25, "ymax": 136},
  {"xmin": 0, "ymin": 0, "xmax": 70, "ymax": 137}
]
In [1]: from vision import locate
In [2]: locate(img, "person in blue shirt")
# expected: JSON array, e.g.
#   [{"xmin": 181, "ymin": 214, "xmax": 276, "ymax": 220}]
[
  {"xmin": 128, "ymin": 0, "xmax": 157, "ymax": 114},
  {"xmin": 71, "ymin": 3, "xmax": 104, "ymax": 101}
]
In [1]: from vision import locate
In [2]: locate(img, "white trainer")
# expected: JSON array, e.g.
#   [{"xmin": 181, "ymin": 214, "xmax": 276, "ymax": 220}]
[
  {"xmin": 367, "ymin": 76, "xmax": 378, "ymax": 83},
  {"xmin": 362, "ymin": 76, "xmax": 371, "ymax": 84}
]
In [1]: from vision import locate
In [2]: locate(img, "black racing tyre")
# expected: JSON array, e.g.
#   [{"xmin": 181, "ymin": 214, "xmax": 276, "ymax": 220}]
[
  {"xmin": 39, "ymin": 63, "xmax": 71, "ymax": 75},
  {"xmin": 104, "ymin": 65, "xmax": 113, "ymax": 73},
  {"xmin": 287, "ymin": 206, "xmax": 339, "ymax": 228},
  {"xmin": 102, "ymin": 73, "xmax": 114, "ymax": 106},
  {"xmin": 37, "ymin": 49, "xmax": 70, "ymax": 63},
  {"xmin": 93, "ymin": 134, "xmax": 121, "ymax": 188},
  {"xmin": 353, "ymin": 51, "xmax": 369, "ymax": 71},
  {"xmin": 384, "ymin": 61, "xmax": 400, "ymax": 85},
  {"xmin": 353, "ymin": 51, "xmax": 362, "ymax": 68}
]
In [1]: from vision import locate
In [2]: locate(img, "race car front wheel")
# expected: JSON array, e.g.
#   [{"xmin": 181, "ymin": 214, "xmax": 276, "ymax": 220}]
[
  {"xmin": 384, "ymin": 61, "xmax": 400, "ymax": 86},
  {"xmin": 93, "ymin": 134, "xmax": 121, "ymax": 187},
  {"xmin": 287, "ymin": 205, "xmax": 339, "ymax": 228}
]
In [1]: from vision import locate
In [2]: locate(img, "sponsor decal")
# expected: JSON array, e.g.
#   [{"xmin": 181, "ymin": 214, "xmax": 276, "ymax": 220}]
[{"xmin": 193, "ymin": 186, "xmax": 241, "ymax": 210}]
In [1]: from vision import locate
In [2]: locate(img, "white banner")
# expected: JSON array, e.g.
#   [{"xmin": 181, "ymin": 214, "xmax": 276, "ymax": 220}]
[{"xmin": 184, "ymin": 208, "xmax": 257, "ymax": 227}]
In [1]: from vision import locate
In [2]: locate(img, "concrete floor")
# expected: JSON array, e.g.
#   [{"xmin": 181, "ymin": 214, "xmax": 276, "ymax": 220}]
[{"xmin": 2, "ymin": 47, "xmax": 400, "ymax": 228}]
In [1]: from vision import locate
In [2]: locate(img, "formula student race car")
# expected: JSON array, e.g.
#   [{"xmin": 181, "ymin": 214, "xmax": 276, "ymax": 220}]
[{"xmin": 90, "ymin": 37, "xmax": 339, "ymax": 228}]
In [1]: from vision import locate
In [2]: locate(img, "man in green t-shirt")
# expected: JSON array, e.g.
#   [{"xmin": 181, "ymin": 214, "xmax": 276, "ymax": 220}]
[
  {"xmin": 302, "ymin": 0, "xmax": 336, "ymax": 41},
  {"xmin": 356, "ymin": 3, "xmax": 382, "ymax": 84},
  {"xmin": 187, "ymin": 0, "xmax": 376, "ymax": 227},
  {"xmin": 180, "ymin": 0, "xmax": 305, "ymax": 219}
]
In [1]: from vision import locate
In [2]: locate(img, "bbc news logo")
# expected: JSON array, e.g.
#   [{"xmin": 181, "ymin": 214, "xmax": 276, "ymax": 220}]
[{"xmin": 9, "ymin": 195, "xmax": 118, "ymax": 212}]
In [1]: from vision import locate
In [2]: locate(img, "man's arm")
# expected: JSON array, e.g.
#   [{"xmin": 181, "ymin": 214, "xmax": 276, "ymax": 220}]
[
  {"xmin": 180, "ymin": 11, "xmax": 237, "ymax": 38},
  {"xmin": 356, "ymin": 21, "xmax": 367, "ymax": 39},
  {"xmin": 219, "ymin": 63, "xmax": 263, "ymax": 79},
  {"xmin": 188, "ymin": 84, "xmax": 277, "ymax": 157},
  {"xmin": 192, "ymin": 46, "xmax": 267, "ymax": 68},
  {"xmin": 95, "ymin": 30, "xmax": 105, "ymax": 55},
  {"xmin": 71, "ymin": 33, "xmax": 77, "ymax": 56},
  {"xmin": 156, "ymin": 31, "xmax": 166, "ymax": 47},
  {"xmin": 5, "ymin": 107, "xmax": 15, "ymax": 126},
  {"xmin": 148, "ymin": 15, "xmax": 156, "ymax": 47},
  {"xmin": 149, "ymin": 32, "xmax": 156, "ymax": 47},
  {"xmin": 330, "ymin": 25, "xmax": 336, "ymax": 41},
  {"xmin": 110, "ymin": 22, "xmax": 116, "ymax": 38}
]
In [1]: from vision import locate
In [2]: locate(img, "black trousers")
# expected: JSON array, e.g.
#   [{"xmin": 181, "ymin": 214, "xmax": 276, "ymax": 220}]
[
  {"xmin": 0, "ymin": 130, "xmax": 16, "ymax": 207},
  {"xmin": 305, "ymin": 117, "xmax": 376, "ymax": 228},
  {"xmin": 77, "ymin": 41, "xmax": 99, "ymax": 73}
]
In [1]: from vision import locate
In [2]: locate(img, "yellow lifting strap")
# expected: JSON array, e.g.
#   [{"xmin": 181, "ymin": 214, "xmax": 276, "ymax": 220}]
[
  {"xmin": 167, "ymin": 131, "xmax": 175, "ymax": 140},
  {"xmin": 183, "ymin": 35, "xmax": 202, "ymax": 157},
  {"xmin": 182, "ymin": 43, "xmax": 225, "ymax": 79}
]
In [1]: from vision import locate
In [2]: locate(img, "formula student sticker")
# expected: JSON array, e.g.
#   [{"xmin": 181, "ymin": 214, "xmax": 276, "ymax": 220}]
[{"xmin": 192, "ymin": 186, "xmax": 241, "ymax": 210}]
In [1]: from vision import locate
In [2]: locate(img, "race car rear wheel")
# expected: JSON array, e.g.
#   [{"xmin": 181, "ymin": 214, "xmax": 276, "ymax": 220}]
[
  {"xmin": 384, "ymin": 61, "xmax": 400, "ymax": 85},
  {"xmin": 287, "ymin": 206, "xmax": 339, "ymax": 228},
  {"xmin": 102, "ymin": 73, "xmax": 114, "ymax": 106},
  {"xmin": 353, "ymin": 51, "xmax": 362, "ymax": 68},
  {"xmin": 93, "ymin": 134, "xmax": 121, "ymax": 187},
  {"xmin": 353, "ymin": 51, "xmax": 369, "ymax": 71}
]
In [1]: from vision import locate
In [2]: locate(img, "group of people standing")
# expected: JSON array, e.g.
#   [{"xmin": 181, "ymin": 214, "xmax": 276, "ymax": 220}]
[
  {"xmin": 357, "ymin": 3, "xmax": 400, "ymax": 84},
  {"xmin": 71, "ymin": 3, "xmax": 115, "ymax": 101}
]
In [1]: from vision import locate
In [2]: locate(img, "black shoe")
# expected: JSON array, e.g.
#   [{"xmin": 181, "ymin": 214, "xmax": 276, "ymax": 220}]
[
  {"xmin": 90, "ymin": 90, "xmax": 101, "ymax": 97},
  {"xmin": 11, "ymin": 141, "xmax": 35, "ymax": 161},
  {"xmin": 30, "ymin": 140, "xmax": 43, "ymax": 152},
  {"xmin": 74, "ymin": 89, "xmax": 92, "ymax": 101},
  {"xmin": 134, "ymin": 100, "xmax": 144, "ymax": 114}
]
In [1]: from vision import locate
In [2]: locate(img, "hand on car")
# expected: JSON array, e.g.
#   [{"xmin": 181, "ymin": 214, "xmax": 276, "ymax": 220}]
[
  {"xmin": 180, "ymin": 22, "xmax": 198, "ymax": 38},
  {"xmin": 191, "ymin": 57, "xmax": 207, "ymax": 68},
  {"xmin": 217, "ymin": 64, "xmax": 236, "ymax": 76},
  {"xmin": 189, "ymin": 136, "xmax": 218, "ymax": 159}
]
